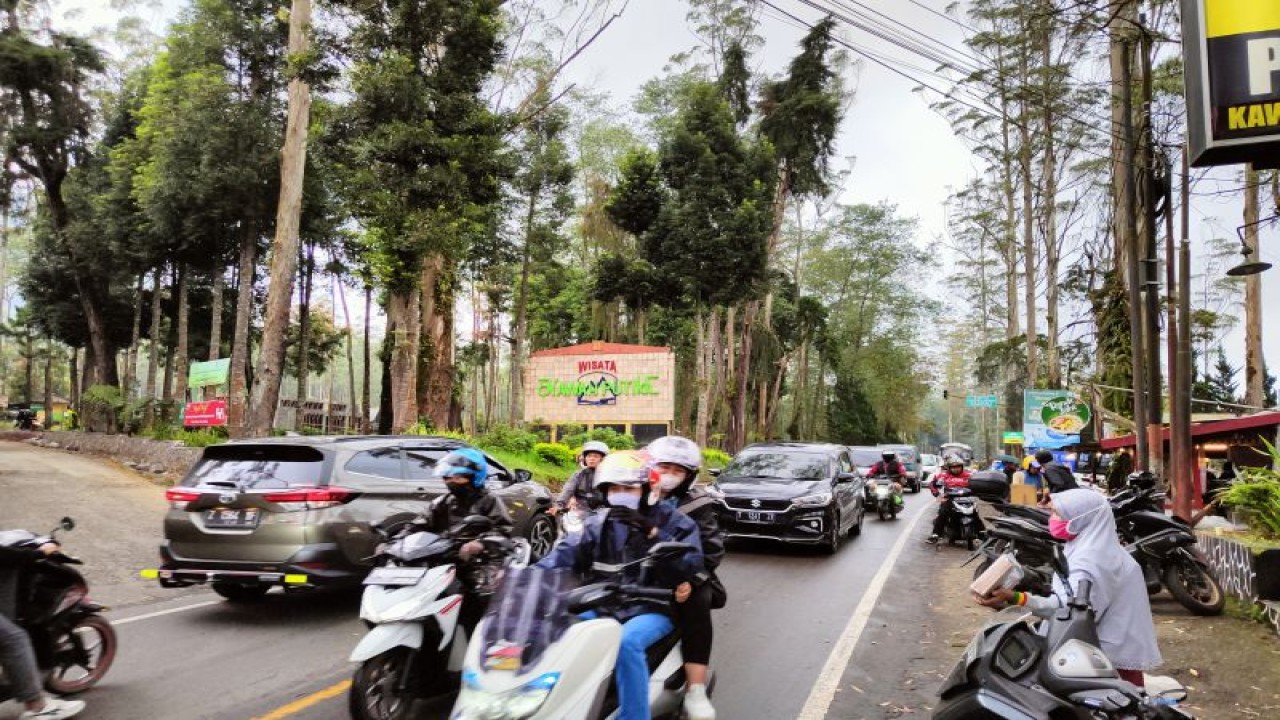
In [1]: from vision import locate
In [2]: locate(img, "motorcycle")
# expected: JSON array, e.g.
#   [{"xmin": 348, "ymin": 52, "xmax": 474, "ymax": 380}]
[
  {"xmin": 867, "ymin": 476, "xmax": 902, "ymax": 521},
  {"xmin": 348, "ymin": 514, "xmax": 531, "ymax": 720},
  {"xmin": 451, "ymin": 542, "xmax": 708, "ymax": 720},
  {"xmin": 966, "ymin": 515, "xmax": 1057, "ymax": 596},
  {"xmin": 936, "ymin": 545, "xmax": 1194, "ymax": 719},
  {"xmin": 0, "ymin": 518, "xmax": 117, "ymax": 702},
  {"xmin": 937, "ymin": 488, "xmax": 981, "ymax": 550},
  {"xmin": 1116, "ymin": 510, "xmax": 1224, "ymax": 616}
]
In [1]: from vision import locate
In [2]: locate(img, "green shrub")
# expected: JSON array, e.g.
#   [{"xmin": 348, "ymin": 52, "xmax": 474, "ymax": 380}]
[
  {"xmin": 534, "ymin": 442, "xmax": 576, "ymax": 468},
  {"xmin": 478, "ymin": 424, "xmax": 540, "ymax": 455},
  {"xmin": 556, "ymin": 423, "xmax": 585, "ymax": 440},
  {"xmin": 1220, "ymin": 441, "xmax": 1280, "ymax": 538},
  {"xmin": 82, "ymin": 385, "xmax": 125, "ymax": 433},
  {"xmin": 179, "ymin": 429, "xmax": 228, "ymax": 447},
  {"xmin": 702, "ymin": 448, "xmax": 731, "ymax": 469},
  {"xmin": 561, "ymin": 427, "xmax": 636, "ymax": 451}
]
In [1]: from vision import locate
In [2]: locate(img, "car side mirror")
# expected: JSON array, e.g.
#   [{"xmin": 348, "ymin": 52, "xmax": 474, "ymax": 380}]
[
  {"xmin": 513, "ymin": 469, "xmax": 533, "ymax": 484},
  {"xmin": 708, "ymin": 468, "xmax": 721, "ymax": 477}
]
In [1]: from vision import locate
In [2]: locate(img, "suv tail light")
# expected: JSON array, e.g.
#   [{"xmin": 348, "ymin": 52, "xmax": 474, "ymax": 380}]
[
  {"xmin": 166, "ymin": 488, "xmax": 202, "ymax": 510},
  {"xmin": 261, "ymin": 487, "xmax": 359, "ymax": 511}
]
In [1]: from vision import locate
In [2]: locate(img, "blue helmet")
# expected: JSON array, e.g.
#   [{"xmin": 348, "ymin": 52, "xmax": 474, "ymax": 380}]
[{"xmin": 433, "ymin": 448, "xmax": 489, "ymax": 487}]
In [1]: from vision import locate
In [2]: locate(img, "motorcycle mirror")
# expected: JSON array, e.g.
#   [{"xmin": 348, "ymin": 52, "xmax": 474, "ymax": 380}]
[
  {"xmin": 60, "ymin": 517, "xmax": 75, "ymax": 532},
  {"xmin": 513, "ymin": 469, "xmax": 533, "ymax": 483},
  {"xmin": 647, "ymin": 541, "xmax": 695, "ymax": 559},
  {"xmin": 708, "ymin": 468, "xmax": 722, "ymax": 478}
]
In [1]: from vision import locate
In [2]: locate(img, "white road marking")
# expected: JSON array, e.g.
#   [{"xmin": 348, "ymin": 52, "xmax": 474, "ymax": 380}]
[
  {"xmin": 797, "ymin": 502, "xmax": 931, "ymax": 720},
  {"xmin": 111, "ymin": 600, "xmax": 220, "ymax": 625}
]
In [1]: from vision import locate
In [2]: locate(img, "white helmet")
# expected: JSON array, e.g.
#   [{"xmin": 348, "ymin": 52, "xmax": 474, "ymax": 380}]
[
  {"xmin": 581, "ymin": 440, "xmax": 610, "ymax": 458},
  {"xmin": 646, "ymin": 435, "xmax": 702, "ymax": 473},
  {"xmin": 591, "ymin": 451, "xmax": 651, "ymax": 489}
]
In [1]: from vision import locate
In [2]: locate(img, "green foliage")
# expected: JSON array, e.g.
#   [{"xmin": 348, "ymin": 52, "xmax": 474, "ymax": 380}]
[
  {"xmin": 478, "ymin": 424, "xmax": 541, "ymax": 455},
  {"xmin": 702, "ymin": 447, "xmax": 731, "ymax": 469},
  {"xmin": 1220, "ymin": 442, "xmax": 1280, "ymax": 538},
  {"xmin": 533, "ymin": 442, "xmax": 575, "ymax": 468},
  {"xmin": 285, "ymin": 309, "xmax": 346, "ymax": 377},
  {"xmin": 82, "ymin": 384, "xmax": 125, "ymax": 433},
  {"xmin": 560, "ymin": 426, "xmax": 636, "ymax": 451}
]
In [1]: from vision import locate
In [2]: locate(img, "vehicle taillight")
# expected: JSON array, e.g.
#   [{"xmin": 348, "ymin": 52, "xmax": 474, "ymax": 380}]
[
  {"xmin": 166, "ymin": 488, "xmax": 201, "ymax": 510},
  {"xmin": 261, "ymin": 487, "xmax": 358, "ymax": 511}
]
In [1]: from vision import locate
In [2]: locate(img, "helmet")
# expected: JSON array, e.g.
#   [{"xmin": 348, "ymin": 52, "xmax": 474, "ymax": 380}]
[
  {"xmin": 944, "ymin": 455, "xmax": 965, "ymax": 472},
  {"xmin": 881, "ymin": 451, "xmax": 897, "ymax": 461},
  {"xmin": 592, "ymin": 450, "xmax": 651, "ymax": 490},
  {"xmin": 433, "ymin": 448, "xmax": 489, "ymax": 487},
  {"xmin": 580, "ymin": 440, "xmax": 610, "ymax": 459},
  {"xmin": 646, "ymin": 436, "xmax": 702, "ymax": 473},
  {"xmin": 1127, "ymin": 471, "xmax": 1156, "ymax": 489}
]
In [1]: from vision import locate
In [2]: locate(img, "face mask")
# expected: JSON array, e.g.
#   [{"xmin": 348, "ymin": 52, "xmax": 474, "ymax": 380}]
[
  {"xmin": 656, "ymin": 472, "xmax": 686, "ymax": 491},
  {"xmin": 1048, "ymin": 517, "xmax": 1077, "ymax": 541},
  {"xmin": 607, "ymin": 489, "xmax": 642, "ymax": 510},
  {"xmin": 448, "ymin": 482, "xmax": 477, "ymax": 499}
]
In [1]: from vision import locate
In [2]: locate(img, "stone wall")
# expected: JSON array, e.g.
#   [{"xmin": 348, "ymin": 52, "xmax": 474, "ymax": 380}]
[
  {"xmin": 1197, "ymin": 531, "xmax": 1280, "ymax": 634},
  {"xmin": 14, "ymin": 431, "xmax": 201, "ymax": 478}
]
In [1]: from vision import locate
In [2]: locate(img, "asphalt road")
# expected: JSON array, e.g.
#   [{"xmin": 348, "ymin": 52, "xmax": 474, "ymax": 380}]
[{"xmin": 0, "ymin": 440, "xmax": 936, "ymax": 720}]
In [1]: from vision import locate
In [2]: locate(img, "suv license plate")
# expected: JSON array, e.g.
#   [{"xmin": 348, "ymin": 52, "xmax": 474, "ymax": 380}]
[
  {"xmin": 364, "ymin": 566, "xmax": 428, "ymax": 586},
  {"xmin": 737, "ymin": 510, "xmax": 776, "ymax": 523},
  {"xmin": 203, "ymin": 508, "xmax": 260, "ymax": 528}
]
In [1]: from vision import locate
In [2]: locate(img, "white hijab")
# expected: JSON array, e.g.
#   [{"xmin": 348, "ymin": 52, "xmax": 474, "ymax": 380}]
[{"xmin": 1051, "ymin": 488, "xmax": 1162, "ymax": 671}]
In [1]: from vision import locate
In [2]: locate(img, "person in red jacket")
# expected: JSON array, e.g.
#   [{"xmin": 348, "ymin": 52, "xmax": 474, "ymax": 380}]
[{"xmin": 927, "ymin": 456, "xmax": 974, "ymax": 544}]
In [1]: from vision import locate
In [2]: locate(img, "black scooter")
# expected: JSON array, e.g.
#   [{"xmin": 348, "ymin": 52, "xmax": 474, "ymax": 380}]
[
  {"xmin": 936, "ymin": 546, "xmax": 1193, "ymax": 719},
  {"xmin": 1116, "ymin": 510, "xmax": 1224, "ymax": 615},
  {"xmin": 0, "ymin": 518, "xmax": 117, "ymax": 701}
]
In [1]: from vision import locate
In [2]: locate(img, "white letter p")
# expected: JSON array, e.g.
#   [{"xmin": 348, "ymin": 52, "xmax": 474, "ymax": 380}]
[{"xmin": 1248, "ymin": 38, "xmax": 1280, "ymax": 96}]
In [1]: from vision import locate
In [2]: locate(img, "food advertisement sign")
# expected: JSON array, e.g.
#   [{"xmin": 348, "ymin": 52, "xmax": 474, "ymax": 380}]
[
  {"xmin": 1023, "ymin": 390, "xmax": 1091, "ymax": 450},
  {"xmin": 1182, "ymin": 2, "xmax": 1280, "ymax": 166}
]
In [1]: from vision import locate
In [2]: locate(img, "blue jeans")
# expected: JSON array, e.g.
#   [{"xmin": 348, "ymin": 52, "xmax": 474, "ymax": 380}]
[{"xmin": 581, "ymin": 611, "xmax": 673, "ymax": 720}]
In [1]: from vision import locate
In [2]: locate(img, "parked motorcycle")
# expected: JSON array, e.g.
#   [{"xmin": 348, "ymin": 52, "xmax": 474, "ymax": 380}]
[
  {"xmin": 966, "ymin": 515, "xmax": 1057, "ymax": 596},
  {"xmin": 1116, "ymin": 510, "xmax": 1224, "ymax": 616},
  {"xmin": 0, "ymin": 518, "xmax": 117, "ymax": 702},
  {"xmin": 867, "ymin": 475, "xmax": 902, "ymax": 521},
  {"xmin": 936, "ymin": 546, "xmax": 1194, "ymax": 719},
  {"xmin": 451, "ymin": 542, "xmax": 708, "ymax": 720},
  {"xmin": 348, "ymin": 514, "xmax": 531, "ymax": 720}
]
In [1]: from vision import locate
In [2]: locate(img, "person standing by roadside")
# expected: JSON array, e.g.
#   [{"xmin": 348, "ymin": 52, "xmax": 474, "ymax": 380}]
[{"xmin": 1035, "ymin": 449, "xmax": 1078, "ymax": 504}]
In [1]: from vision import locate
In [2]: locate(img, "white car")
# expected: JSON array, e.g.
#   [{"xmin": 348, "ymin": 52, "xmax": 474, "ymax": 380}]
[{"xmin": 920, "ymin": 453, "xmax": 941, "ymax": 487}]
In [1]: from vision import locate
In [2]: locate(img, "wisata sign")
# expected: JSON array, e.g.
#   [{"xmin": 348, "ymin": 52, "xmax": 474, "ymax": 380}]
[{"xmin": 1183, "ymin": 2, "xmax": 1280, "ymax": 166}]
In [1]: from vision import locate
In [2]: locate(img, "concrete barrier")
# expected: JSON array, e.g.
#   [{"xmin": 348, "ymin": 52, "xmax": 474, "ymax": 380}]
[
  {"xmin": 10, "ymin": 430, "xmax": 202, "ymax": 478},
  {"xmin": 1197, "ymin": 531, "xmax": 1280, "ymax": 635}
]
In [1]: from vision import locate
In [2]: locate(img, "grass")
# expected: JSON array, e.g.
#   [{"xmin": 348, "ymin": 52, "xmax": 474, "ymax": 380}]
[
  {"xmin": 483, "ymin": 447, "xmax": 573, "ymax": 489},
  {"xmin": 1224, "ymin": 596, "xmax": 1272, "ymax": 627},
  {"xmin": 1212, "ymin": 529, "xmax": 1280, "ymax": 553}
]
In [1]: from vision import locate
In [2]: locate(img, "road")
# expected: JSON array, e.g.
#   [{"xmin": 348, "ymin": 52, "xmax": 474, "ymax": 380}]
[{"xmin": 0, "ymin": 440, "xmax": 938, "ymax": 720}]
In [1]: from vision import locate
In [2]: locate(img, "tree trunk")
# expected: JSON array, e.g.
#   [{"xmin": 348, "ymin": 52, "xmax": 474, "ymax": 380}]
[
  {"xmin": 727, "ymin": 302, "xmax": 755, "ymax": 453},
  {"xmin": 1042, "ymin": 27, "xmax": 1061, "ymax": 389},
  {"xmin": 337, "ymin": 275, "xmax": 358, "ymax": 433},
  {"xmin": 173, "ymin": 266, "xmax": 191, "ymax": 418},
  {"xmin": 249, "ymin": 0, "xmax": 312, "ymax": 437},
  {"xmin": 420, "ymin": 256, "xmax": 457, "ymax": 430},
  {"xmin": 295, "ymin": 242, "xmax": 315, "ymax": 423},
  {"xmin": 694, "ymin": 307, "xmax": 711, "ymax": 447},
  {"xmin": 125, "ymin": 273, "xmax": 144, "ymax": 401},
  {"xmin": 510, "ymin": 191, "xmax": 538, "ymax": 424},
  {"xmin": 387, "ymin": 288, "xmax": 421, "ymax": 432},
  {"xmin": 362, "ymin": 285, "xmax": 372, "ymax": 433},
  {"xmin": 69, "ymin": 346, "xmax": 80, "ymax": 413},
  {"xmin": 1244, "ymin": 165, "xmax": 1265, "ymax": 407},
  {"xmin": 208, "ymin": 267, "xmax": 225, "ymax": 361},
  {"xmin": 227, "ymin": 224, "xmax": 258, "ymax": 437},
  {"xmin": 1018, "ymin": 36, "xmax": 1038, "ymax": 390},
  {"xmin": 144, "ymin": 267, "xmax": 163, "ymax": 427},
  {"xmin": 1109, "ymin": 1, "xmax": 1138, "ymax": 277}
]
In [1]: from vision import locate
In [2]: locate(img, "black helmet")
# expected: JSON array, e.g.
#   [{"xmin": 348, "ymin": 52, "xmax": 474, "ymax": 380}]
[
  {"xmin": 1126, "ymin": 471, "xmax": 1157, "ymax": 489},
  {"xmin": 881, "ymin": 451, "xmax": 896, "ymax": 461}
]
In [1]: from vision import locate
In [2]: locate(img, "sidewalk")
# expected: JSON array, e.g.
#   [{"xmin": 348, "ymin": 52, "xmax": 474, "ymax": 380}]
[{"xmin": 825, "ymin": 509, "xmax": 1280, "ymax": 719}]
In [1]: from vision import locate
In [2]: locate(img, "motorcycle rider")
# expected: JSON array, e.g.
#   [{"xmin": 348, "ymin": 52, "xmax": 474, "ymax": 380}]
[
  {"xmin": 427, "ymin": 448, "xmax": 515, "ymax": 631},
  {"xmin": 1034, "ymin": 448, "xmax": 1079, "ymax": 503},
  {"xmin": 927, "ymin": 456, "xmax": 977, "ymax": 544},
  {"xmin": 974, "ymin": 488, "xmax": 1162, "ymax": 687},
  {"xmin": 0, "ymin": 541, "xmax": 86, "ymax": 720},
  {"xmin": 536, "ymin": 451, "xmax": 704, "ymax": 720},
  {"xmin": 551, "ymin": 440, "xmax": 609, "ymax": 515},
  {"xmin": 867, "ymin": 451, "xmax": 907, "ymax": 508},
  {"xmin": 646, "ymin": 436, "xmax": 724, "ymax": 720}
]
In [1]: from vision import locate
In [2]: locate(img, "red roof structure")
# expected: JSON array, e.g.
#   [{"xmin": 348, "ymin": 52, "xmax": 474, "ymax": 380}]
[
  {"xmin": 529, "ymin": 341, "xmax": 671, "ymax": 358},
  {"xmin": 1099, "ymin": 411, "xmax": 1280, "ymax": 450}
]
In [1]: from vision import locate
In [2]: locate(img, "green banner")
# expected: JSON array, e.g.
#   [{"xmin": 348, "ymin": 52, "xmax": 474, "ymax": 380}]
[
  {"xmin": 1002, "ymin": 432, "xmax": 1024, "ymax": 445},
  {"xmin": 188, "ymin": 358, "xmax": 231, "ymax": 387}
]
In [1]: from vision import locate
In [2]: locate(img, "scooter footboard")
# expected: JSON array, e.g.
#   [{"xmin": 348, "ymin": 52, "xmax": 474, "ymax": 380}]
[{"xmin": 350, "ymin": 622, "xmax": 424, "ymax": 662}]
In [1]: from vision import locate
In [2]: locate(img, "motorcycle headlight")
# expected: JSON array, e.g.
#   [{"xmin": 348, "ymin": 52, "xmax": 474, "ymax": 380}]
[
  {"xmin": 792, "ymin": 492, "xmax": 833, "ymax": 508},
  {"xmin": 453, "ymin": 671, "xmax": 560, "ymax": 720}
]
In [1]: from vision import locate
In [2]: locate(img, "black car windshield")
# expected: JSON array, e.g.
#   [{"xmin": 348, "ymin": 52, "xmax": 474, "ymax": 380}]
[
  {"xmin": 850, "ymin": 448, "xmax": 882, "ymax": 467},
  {"xmin": 723, "ymin": 451, "xmax": 829, "ymax": 480}
]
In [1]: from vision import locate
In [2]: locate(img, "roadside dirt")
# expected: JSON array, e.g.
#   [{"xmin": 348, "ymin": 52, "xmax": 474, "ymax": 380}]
[{"xmin": 0, "ymin": 440, "xmax": 203, "ymax": 609}]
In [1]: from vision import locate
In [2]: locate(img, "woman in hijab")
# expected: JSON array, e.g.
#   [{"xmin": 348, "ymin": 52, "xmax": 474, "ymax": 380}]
[{"xmin": 974, "ymin": 488, "xmax": 1162, "ymax": 686}]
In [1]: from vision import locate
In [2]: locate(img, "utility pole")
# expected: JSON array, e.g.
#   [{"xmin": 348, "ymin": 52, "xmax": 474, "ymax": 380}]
[
  {"xmin": 1243, "ymin": 165, "xmax": 1266, "ymax": 408},
  {"xmin": 1121, "ymin": 35, "xmax": 1150, "ymax": 469},
  {"xmin": 1174, "ymin": 146, "xmax": 1194, "ymax": 519},
  {"xmin": 1139, "ymin": 19, "xmax": 1164, "ymax": 476}
]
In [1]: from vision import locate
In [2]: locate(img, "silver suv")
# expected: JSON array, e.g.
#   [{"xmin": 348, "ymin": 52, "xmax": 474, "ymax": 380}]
[{"xmin": 147, "ymin": 436, "xmax": 556, "ymax": 601}]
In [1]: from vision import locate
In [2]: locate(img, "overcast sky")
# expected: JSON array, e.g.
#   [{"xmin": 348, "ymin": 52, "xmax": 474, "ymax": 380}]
[{"xmin": 56, "ymin": 0, "xmax": 1279, "ymax": 399}]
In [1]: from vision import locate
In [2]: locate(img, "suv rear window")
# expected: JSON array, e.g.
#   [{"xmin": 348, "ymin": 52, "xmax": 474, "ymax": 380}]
[{"xmin": 182, "ymin": 445, "xmax": 327, "ymax": 490}]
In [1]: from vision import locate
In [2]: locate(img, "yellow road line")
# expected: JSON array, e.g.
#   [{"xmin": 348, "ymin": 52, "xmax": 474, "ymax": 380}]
[{"xmin": 252, "ymin": 679, "xmax": 351, "ymax": 720}]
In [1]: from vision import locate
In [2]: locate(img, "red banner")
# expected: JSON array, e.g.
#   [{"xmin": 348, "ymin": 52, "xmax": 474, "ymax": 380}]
[{"xmin": 183, "ymin": 400, "xmax": 228, "ymax": 427}]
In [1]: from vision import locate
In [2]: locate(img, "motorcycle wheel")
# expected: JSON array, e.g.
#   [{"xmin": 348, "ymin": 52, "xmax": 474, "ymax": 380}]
[
  {"xmin": 1164, "ymin": 558, "xmax": 1225, "ymax": 616},
  {"xmin": 349, "ymin": 648, "xmax": 418, "ymax": 720},
  {"xmin": 212, "ymin": 582, "xmax": 271, "ymax": 602},
  {"xmin": 963, "ymin": 527, "xmax": 976, "ymax": 551},
  {"xmin": 44, "ymin": 615, "xmax": 117, "ymax": 695},
  {"xmin": 878, "ymin": 504, "xmax": 888, "ymax": 521},
  {"xmin": 525, "ymin": 513, "xmax": 557, "ymax": 562}
]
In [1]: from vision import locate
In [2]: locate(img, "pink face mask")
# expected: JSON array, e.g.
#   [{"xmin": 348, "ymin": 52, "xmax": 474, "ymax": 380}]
[{"xmin": 1048, "ymin": 517, "xmax": 1077, "ymax": 541}]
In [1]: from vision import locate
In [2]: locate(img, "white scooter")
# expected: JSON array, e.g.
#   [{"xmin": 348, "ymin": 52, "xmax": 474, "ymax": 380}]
[
  {"xmin": 450, "ymin": 542, "xmax": 710, "ymax": 720},
  {"xmin": 349, "ymin": 515, "xmax": 531, "ymax": 720}
]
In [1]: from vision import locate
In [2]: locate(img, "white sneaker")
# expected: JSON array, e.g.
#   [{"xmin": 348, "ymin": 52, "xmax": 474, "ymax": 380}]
[
  {"xmin": 685, "ymin": 683, "xmax": 717, "ymax": 720},
  {"xmin": 20, "ymin": 697, "xmax": 86, "ymax": 720}
]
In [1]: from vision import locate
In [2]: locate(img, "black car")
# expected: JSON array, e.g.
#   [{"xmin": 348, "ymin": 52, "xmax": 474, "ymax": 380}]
[{"xmin": 707, "ymin": 442, "xmax": 866, "ymax": 554}]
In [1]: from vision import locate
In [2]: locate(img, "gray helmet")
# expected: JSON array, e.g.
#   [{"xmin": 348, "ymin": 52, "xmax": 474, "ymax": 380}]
[
  {"xmin": 580, "ymin": 440, "xmax": 610, "ymax": 458},
  {"xmin": 646, "ymin": 435, "xmax": 702, "ymax": 473}
]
